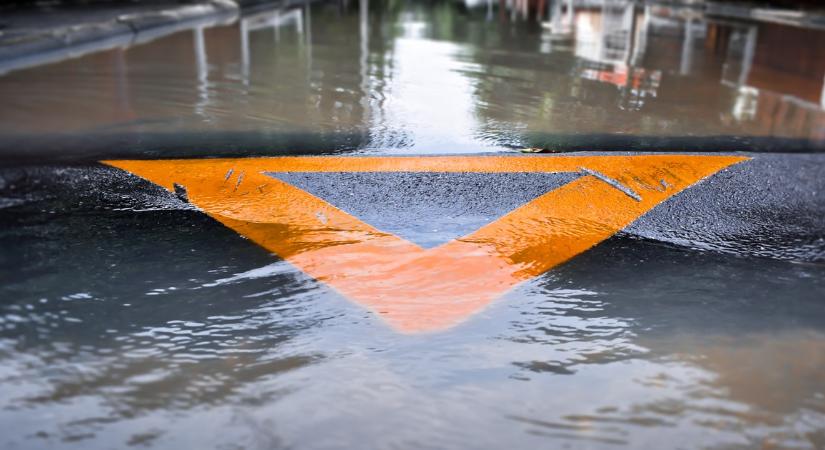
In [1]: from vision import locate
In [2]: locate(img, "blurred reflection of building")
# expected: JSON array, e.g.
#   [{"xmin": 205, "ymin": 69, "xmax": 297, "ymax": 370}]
[
  {"xmin": 570, "ymin": 3, "xmax": 661, "ymax": 111},
  {"xmin": 542, "ymin": 0, "xmax": 825, "ymax": 139},
  {"xmin": 719, "ymin": 21, "xmax": 825, "ymax": 140}
]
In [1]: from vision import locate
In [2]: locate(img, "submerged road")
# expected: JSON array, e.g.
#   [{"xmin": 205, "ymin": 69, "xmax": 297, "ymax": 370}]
[
  {"xmin": 2, "ymin": 0, "xmax": 825, "ymax": 445},
  {"xmin": 0, "ymin": 152, "xmax": 823, "ymax": 444}
]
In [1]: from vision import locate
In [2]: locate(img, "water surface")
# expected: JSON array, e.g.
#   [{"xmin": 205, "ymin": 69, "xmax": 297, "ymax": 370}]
[
  {"xmin": 1, "ymin": 0, "xmax": 825, "ymax": 158},
  {"xmin": 0, "ymin": 1, "xmax": 824, "ymax": 448}
]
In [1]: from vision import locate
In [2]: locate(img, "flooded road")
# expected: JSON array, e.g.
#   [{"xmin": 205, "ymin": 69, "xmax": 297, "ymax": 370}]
[
  {"xmin": 2, "ymin": 0, "xmax": 825, "ymax": 158},
  {"xmin": 1, "ymin": 0, "xmax": 825, "ymax": 449}
]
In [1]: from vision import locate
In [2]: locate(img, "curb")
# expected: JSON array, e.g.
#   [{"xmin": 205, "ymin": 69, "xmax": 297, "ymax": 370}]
[
  {"xmin": 706, "ymin": 2, "xmax": 825, "ymax": 30},
  {"xmin": 0, "ymin": 0, "xmax": 239, "ymax": 75}
]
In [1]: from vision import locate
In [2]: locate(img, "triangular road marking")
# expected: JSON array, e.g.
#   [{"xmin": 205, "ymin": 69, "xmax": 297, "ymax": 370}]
[{"xmin": 105, "ymin": 155, "xmax": 748, "ymax": 333}]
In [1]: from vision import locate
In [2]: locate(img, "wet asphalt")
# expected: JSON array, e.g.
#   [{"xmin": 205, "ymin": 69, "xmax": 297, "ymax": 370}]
[{"xmin": 1, "ymin": 152, "xmax": 822, "ymax": 262}]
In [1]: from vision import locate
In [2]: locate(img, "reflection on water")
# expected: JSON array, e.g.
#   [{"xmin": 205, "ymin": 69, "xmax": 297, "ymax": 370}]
[
  {"xmin": 0, "ymin": 206, "xmax": 823, "ymax": 448},
  {"xmin": 0, "ymin": 0, "xmax": 824, "ymax": 448},
  {"xmin": 1, "ymin": 0, "xmax": 825, "ymax": 158}
]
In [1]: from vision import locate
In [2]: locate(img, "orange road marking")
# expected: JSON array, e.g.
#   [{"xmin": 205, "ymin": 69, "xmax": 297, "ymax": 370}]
[{"xmin": 104, "ymin": 155, "xmax": 748, "ymax": 333}]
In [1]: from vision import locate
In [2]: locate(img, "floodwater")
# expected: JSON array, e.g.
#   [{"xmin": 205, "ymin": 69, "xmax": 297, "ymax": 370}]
[
  {"xmin": 0, "ymin": 0, "xmax": 824, "ymax": 449},
  {"xmin": 2, "ymin": 0, "xmax": 825, "ymax": 157}
]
